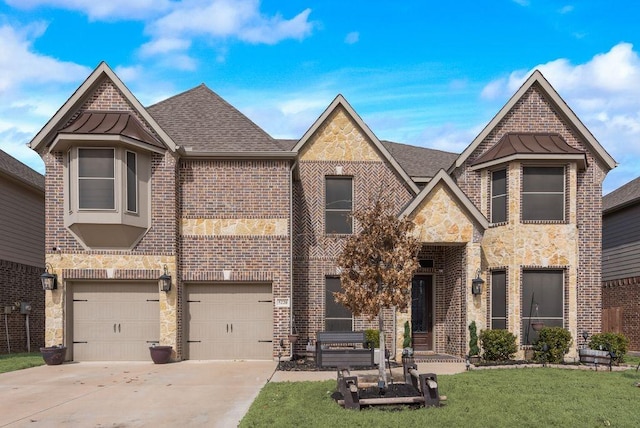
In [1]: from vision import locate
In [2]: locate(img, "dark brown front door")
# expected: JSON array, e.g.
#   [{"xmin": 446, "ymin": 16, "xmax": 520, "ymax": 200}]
[{"xmin": 411, "ymin": 275, "xmax": 433, "ymax": 351}]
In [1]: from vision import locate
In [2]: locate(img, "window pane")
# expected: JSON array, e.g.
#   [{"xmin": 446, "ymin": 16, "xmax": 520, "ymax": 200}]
[
  {"xmin": 326, "ymin": 277, "xmax": 352, "ymax": 331},
  {"xmin": 79, "ymin": 149, "xmax": 114, "ymax": 178},
  {"xmin": 492, "ymin": 195, "xmax": 506, "ymax": 223},
  {"xmin": 126, "ymin": 152, "xmax": 137, "ymax": 212},
  {"xmin": 492, "ymin": 319, "xmax": 506, "ymax": 330},
  {"xmin": 326, "ymin": 178, "xmax": 352, "ymax": 209},
  {"xmin": 522, "ymin": 194, "xmax": 564, "ymax": 221},
  {"xmin": 491, "ymin": 271, "xmax": 506, "ymax": 318},
  {"xmin": 523, "ymin": 167, "xmax": 564, "ymax": 192},
  {"xmin": 492, "ymin": 169, "xmax": 506, "ymax": 194},
  {"xmin": 522, "ymin": 270, "xmax": 563, "ymax": 345},
  {"xmin": 79, "ymin": 179, "xmax": 115, "ymax": 209},
  {"xmin": 326, "ymin": 211, "xmax": 352, "ymax": 234}
]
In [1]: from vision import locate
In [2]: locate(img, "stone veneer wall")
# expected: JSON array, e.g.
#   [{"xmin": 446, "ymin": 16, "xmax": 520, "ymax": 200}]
[
  {"xmin": 42, "ymin": 77, "xmax": 179, "ymax": 355},
  {"xmin": 453, "ymin": 83, "xmax": 608, "ymax": 358},
  {"xmin": 293, "ymin": 106, "xmax": 415, "ymax": 356},
  {"xmin": 603, "ymin": 278, "xmax": 640, "ymax": 351},
  {"xmin": 0, "ymin": 259, "xmax": 45, "ymax": 353},
  {"xmin": 179, "ymin": 159, "xmax": 291, "ymax": 358}
]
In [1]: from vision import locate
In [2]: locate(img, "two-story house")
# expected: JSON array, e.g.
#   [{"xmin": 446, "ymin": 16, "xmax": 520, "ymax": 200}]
[
  {"xmin": 0, "ymin": 149, "xmax": 45, "ymax": 354},
  {"xmin": 602, "ymin": 176, "xmax": 640, "ymax": 351},
  {"xmin": 30, "ymin": 62, "xmax": 615, "ymax": 362}
]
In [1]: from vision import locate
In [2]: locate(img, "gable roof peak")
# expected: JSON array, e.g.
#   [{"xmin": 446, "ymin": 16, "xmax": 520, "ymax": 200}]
[{"xmin": 453, "ymin": 68, "xmax": 616, "ymax": 172}]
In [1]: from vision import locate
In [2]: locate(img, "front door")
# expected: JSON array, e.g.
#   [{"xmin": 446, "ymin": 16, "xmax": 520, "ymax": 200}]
[{"xmin": 411, "ymin": 275, "xmax": 433, "ymax": 351}]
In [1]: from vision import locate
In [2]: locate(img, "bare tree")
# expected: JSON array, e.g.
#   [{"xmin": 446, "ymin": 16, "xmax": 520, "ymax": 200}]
[{"xmin": 335, "ymin": 197, "xmax": 420, "ymax": 388}]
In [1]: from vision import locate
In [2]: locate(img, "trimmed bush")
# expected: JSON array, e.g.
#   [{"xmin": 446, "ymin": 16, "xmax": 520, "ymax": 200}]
[
  {"xmin": 480, "ymin": 329, "xmax": 517, "ymax": 361},
  {"xmin": 468, "ymin": 321, "xmax": 480, "ymax": 357},
  {"xmin": 533, "ymin": 327, "xmax": 573, "ymax": 363},
  {"xmin": 365, "ymin": 329, "xmax": 380, "ymax": 349},
  {"xmin": 402, "ymin": 321, "xmax": 411, "ymax": 349},
  {"xmin": 588, "ymin": 333, "xmax": 629, "ymax": 364}
]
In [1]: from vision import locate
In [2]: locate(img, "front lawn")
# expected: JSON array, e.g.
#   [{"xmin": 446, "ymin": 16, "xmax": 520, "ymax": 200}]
[
  {"xmin": 240, "ymin": 368, "xmax": 640, "ymax": 427},
  {"xmin": 0, "ymin": 352, "xmax": 44, "ymax": 373}
]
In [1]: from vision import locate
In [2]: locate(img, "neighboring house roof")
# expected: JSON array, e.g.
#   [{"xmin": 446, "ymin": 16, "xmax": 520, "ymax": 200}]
[
  {"xmin": 381, "ymin": 140, "xmax": 458, "ymax": 179},
  {"xmin": 59, "ymin": 111, "xmax": 164, "ymax": 149},
  {"xmin": 29, "ymin": 62, "xmax": 177, "ymax": 153},
  {"xmin": 453, "ymin": 70, "xmax": 617, "ymax": 172},
  {"xmin": 293, "ymin": 94, "xmax": 420, "ymax": 195},
  {"xmin": 400, "ymin": 169, "xmax": 488, "ymax": 229},
  {"xmin": 0, "ymin": 149, "xmax": 44, "ymax": 192},
  {"xmin": 603, "ymin": 176, "xmax": 640, "ymax": 214},
  {"xmin": 147, "ymin": 84, "xmax": 287, "ymax": 154},
  {"xmin": 470, "ymin": 132, "xmax": 587, "ymax": 170}
]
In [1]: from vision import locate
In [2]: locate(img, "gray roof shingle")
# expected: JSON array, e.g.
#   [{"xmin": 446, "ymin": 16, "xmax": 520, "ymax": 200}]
[
  {"xmin": 603, "ymin": 176, "xmax": 640, "ymax": 213},
  {"xmin": 0, "ymin": 149, "xmax": 44, "ymax": 191},
  {"xmin": 147, "ymin": 84, "xmax": 285, "ymax": 152},
  {"xmin": 381, "ymin": 140, "xmax": 458, "ymax": 178}
]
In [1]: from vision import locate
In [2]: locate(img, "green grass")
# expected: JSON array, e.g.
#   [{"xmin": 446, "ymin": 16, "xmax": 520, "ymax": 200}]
[
  {"xmin": 240, "ymin": 368, "xmax": 640, "ymax": 427},
  {"xmin": 624, "ymin": 354, "xmax": 640, "ymax": 367},
  {"xmin": 0, "ymin": 352, "xmax": 44, "ymax": 373}
]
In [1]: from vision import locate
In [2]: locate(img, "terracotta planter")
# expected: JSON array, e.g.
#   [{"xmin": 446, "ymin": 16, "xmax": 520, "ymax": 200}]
[
  {"xmin": 149, "ymin": 346, "xmax": 173, "ymax": 364},
  {"xmin": 531, "ymin": 322, "xmax": 545, "ymax": 332},
  {"xmin": 40, "ymin": 346, "xmax": 66, "ymax": 365},
  {"xmin": 469, "ymin": 355, "xmax": 481, "ymax": 365}
]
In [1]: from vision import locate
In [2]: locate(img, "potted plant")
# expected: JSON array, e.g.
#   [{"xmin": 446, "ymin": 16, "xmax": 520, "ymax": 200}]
[
  {"xmin": 365, "ymin": 329, "xmax": 381, "ymax": 364},
  {"xmin": 401, "ymin": 321, "xmax": 414, "ymax": 365},
  {"xmin": 468, "ymin": 321, "xmax": 481, "ymax": 364},
  {"xmin": 149, "ymin": 344, "xmax": 173, "ymax": 364},
  {"xmin": 40, "ymin": 344, "xmax": 66, "ymax": 365}
]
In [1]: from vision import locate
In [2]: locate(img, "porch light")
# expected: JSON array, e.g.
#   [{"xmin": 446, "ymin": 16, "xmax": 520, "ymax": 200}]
[
  {"xmin": 471, "ymin": 269, "xmax": 484, "ymax": 295},
  {"xmin": 159, "ymin": 265, "xmax": 171, "ymax": 292},
  {"xmin": 40, "ymin": 263, "xmax": 57, "ymax": 291}
]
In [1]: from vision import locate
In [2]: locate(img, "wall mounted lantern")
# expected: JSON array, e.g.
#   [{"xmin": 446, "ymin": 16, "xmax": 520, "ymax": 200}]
[
  {"xmin": 471, "ymin": 269, "xmax": 484, "ymax": 295},
  {"xmin": 159, "ymin": 265, "xmax": 171, "ymax": 292},
  {"xmin": 40, "ymin": 263, "xmax": 57, "ymax": 291}
]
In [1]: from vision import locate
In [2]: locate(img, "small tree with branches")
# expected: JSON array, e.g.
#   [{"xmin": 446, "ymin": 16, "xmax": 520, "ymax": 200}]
[{"xmin": 335, "ymin": 197, "xmax": 420, "ymax": 388}]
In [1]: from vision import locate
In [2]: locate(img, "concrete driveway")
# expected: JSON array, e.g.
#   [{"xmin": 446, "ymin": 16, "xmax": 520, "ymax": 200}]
[{"xmin": 0, "ymin": 360, "xmax": 276, "ymax": 427}]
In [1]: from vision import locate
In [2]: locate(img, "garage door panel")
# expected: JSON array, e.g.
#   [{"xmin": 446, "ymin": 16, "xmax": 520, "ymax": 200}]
[
  {"xmin": 186, "ymin": 283, "xmax": 273, "ymax": 360},
  {"xmin": 72, "ymin": 282, "xmax": 159, "ymax": 361}
]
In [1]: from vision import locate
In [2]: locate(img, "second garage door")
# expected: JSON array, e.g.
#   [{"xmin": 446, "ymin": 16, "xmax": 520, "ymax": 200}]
[{"xmin": 186, "ymin": 283, "xmax": 273, "ymax": 360}]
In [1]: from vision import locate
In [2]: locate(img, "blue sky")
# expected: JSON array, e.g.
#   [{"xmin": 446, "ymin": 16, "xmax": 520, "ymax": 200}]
[{"xmin": 1, "ymin": 0, "xmax": 639, "ymax": 193}]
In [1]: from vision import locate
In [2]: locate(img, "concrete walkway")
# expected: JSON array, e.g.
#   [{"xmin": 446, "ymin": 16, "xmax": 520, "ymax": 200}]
[{"xmin": 0, "ymin": 360, "xmax": 276, "ymax": 428}]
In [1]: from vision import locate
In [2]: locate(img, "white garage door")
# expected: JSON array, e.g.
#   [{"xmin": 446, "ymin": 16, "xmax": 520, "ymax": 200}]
[
  {"xmin": 72, "ymin": 282, "xmax": 160, "ymax": 361},
  {"xmin": 186, "ymin": 283, "xmax": 273, "ymax": 360}
]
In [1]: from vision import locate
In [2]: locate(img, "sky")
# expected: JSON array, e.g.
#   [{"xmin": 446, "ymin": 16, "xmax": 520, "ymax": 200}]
[{"xmin": 1, "ymin": 0, "xmax": 639, "ymax": 194}]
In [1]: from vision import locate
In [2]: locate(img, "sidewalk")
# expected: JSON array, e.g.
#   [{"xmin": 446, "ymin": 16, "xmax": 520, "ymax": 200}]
[{"xmin": 270, "ymin": 361, "xmax": 467, "ymax": 382}]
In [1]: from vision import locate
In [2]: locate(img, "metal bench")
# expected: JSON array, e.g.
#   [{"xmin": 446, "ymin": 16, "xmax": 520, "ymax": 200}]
[{"xmin": 315, "ymin": 331, "xmax": 374, "ymax": 368}]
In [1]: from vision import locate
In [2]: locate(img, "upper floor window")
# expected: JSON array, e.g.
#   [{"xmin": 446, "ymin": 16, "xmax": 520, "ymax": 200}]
[
  {"xmin": 126, "ymin": 151, "xmax": 138, "ymax": 213},
  {"xmin": 522, "ymin": 166, "xmax": 565, "ymax": 221},
  {"xmin": 78, "ymin": 148, "xmax": 115, "ymax": 210},
  {"xmin": 491, "ymin": 169, "xmax": 507, "ymax": 223},
  {"xmin": 325, "ymin": 177, "xmax": 352, "ymax": 234},
  {"xmin": 325, "ymin": 277, "xmax": 353, "ymax": 331}
]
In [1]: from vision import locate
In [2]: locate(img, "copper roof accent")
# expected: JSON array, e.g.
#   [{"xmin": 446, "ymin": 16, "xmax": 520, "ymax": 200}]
[
  {"xmin": 147, "ymin": 84, "xmax": 284, "ymax": 152},
  {"xmin": 603, "ymin": 175, "xmax": 640, "ymax": 213},
  {"xmin": 471, "ymin": 133, "xmax": 586, "ymax": 167},
  {"xmin": 59, "ymin": 111, "xmax": 164, "ymax": 149},
  {"xmin": 0, "ymin": 149, "xmax": 44, "ymax": 191}
]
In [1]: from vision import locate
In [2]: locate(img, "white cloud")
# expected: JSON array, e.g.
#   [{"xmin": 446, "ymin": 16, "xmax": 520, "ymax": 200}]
[
  {"xmin": 345, "ymin": 32, "xmax": 359, "ymax": 44},
  {"xmin": 5, "ymin": 0, "xmax": 172, "ymax": 20},
  {"xmin": 481, "ymin": 42, "xmax": 640, "ymax": 192},
  {"xmin": 139, "ymin": 37, "xmax": 192, "ymax": 57}
]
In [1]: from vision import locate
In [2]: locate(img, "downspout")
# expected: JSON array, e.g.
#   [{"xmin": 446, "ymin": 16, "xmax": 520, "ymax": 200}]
[{"xmin": 288, "ymin": 159, "xmax": 298, "ymax": 360}]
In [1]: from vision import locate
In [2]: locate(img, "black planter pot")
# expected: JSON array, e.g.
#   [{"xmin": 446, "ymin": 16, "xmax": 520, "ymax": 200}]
[
  {"xmin": 149, "ymin": 346, "xmax": 173, "ymax": 364},
  {"xmin": 40, "ymin": 346, "xmax": 66, "ymax": 365}
]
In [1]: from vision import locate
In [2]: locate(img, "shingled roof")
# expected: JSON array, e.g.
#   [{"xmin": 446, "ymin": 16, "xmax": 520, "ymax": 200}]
[
  {"xmin": 147, "ymin": 84, "xmax": 286, "ymax": 153},
  {"xmin": 603, "ymin": 176, "xmax": 640, "ymax": 214},
  {"xmin": 381, "ymin": 140, "xmax": 458, "ymax": 178},
  {"xmin": 0, "ymin": 149, "xmax": 44, "ymax": 191}
]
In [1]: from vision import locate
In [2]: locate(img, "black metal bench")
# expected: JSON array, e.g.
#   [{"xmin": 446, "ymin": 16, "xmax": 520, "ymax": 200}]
[{"xmin": 315, "ymin": 331, "xmax": 374, "ymax": 368}]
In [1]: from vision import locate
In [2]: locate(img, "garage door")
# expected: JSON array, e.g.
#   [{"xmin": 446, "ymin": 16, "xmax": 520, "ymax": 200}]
[
  {"xmin": 186, "ymin": 283, "xmax": 273, "ymax": 360},
  {"xmin": 72, "ymin": 282, "xmax": 160, "ymax": 361}
]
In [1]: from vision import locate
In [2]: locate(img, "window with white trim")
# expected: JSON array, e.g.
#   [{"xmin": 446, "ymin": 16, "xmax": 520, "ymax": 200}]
[
  {"xmin": 78, "ymin": 148, "xmax": 115, "ymax": 210},
  {"xmin": 126, "ymin": 151, "xmax": 137, "ymax": 213},
  {"xmin": 491, "ymin": 169, "xmax": 507, "ymax": 223}
]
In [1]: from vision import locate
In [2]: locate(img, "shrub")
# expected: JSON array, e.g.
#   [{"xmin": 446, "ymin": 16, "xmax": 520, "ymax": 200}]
[
  {"xmin": 533, "ymin": 327, "xmax": 573, "ymax": 363},
  {"xmin": 365, "ymin": 329, "xmax": 380, "ymax": 348},
  {"xmin": 468, "ymin": 321, "xmax": 480, "ymax": 356},
  {"xmin": 588, "ymin": 333, "xmax": 629, "ymax": 364},
  {"xmin": 402, "ymin": 321, "xmax": 411, "ymax": 349},
  {"xmin": 480, "ymin": 329, "xmax": 517, "ymax": 361}
]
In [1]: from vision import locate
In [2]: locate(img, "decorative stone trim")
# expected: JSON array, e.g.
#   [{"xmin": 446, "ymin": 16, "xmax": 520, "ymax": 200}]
[
  {"xmin": 602, "ymin": 276, "xmax": 640, "ymax": 287},
  {"xmin": 62, "ymin": 269, "xmax": 161, "ymax": 280},
  {"xmin": 181, "ymin": 270, "xmax": 274, "ymax": 282}
]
